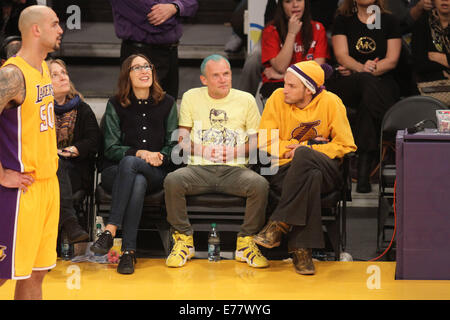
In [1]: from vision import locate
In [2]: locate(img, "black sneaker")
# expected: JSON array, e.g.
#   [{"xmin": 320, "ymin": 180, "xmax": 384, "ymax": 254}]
[
  {"xmin": 90, "ymin": 231, "xmax": 113, "ymax": 255},
  {"xmin": 117, "ymin": 251, "xmax": 136, "ymax": 274}
]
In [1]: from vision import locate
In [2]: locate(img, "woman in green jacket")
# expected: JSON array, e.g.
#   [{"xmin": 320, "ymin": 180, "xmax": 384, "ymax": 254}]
[{"xmin": 91, "ymin": 54, "xmax": 178, "ymax": 274}]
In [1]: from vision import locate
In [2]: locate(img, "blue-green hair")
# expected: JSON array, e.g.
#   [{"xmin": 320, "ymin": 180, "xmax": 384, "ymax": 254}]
[{"xmin": 200, "ymin": 54, "xmax": 231, "ymax": 75}]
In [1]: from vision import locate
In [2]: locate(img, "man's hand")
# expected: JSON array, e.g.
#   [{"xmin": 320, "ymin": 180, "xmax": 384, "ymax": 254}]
[
  {"xmin": 147, "ymin": 3, "xmax": 177, "ymax": 26},
  {"xmin": 283, "ymin": 137, "xmax": 329, "ymax": 158},
  {"xmin": 219, "ymin": 145, "xmax": 238, "ymax": 163},
  {"xmin": 284, "ymin": 144, "xmax": 302, "ymax": 159},
  {"xmin": 0, "ymin": 168, "xmax": 34, "ymax": 192},
  {"xmin": 202, "ymin": 145, "xmax": 237, "ymax": 163},
  {"xmin": 136, "ymin": 150, "xmax": 164, "ymax": 167}
]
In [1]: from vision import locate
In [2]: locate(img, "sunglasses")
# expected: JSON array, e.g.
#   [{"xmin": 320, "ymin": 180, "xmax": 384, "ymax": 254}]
[{"xmin": 130, "ymin": 64, "xmax": 153, "ymax": 72}]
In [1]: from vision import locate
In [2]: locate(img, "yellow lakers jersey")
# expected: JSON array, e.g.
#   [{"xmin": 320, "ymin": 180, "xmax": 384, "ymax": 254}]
[{"xmin": 0, "ymin": 56, "xmax": 58, "ymax": 180}]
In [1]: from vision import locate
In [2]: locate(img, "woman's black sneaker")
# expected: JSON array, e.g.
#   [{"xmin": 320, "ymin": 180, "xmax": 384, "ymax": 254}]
[
  {"xmin": 90, "ymin": 231, "xmax": 113, "ymax": 255},
  {"xmin": 117, "ymin": 251, "xmax": 136, "ymax": 274}
]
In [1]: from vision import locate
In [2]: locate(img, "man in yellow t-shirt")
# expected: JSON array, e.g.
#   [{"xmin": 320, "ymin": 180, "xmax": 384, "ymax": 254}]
[
  {"xmin": 254, "ymin": 61, "xmax": 357, "ymax": 275},
  {"xmin": 164, "ymin": 54, "xmax": 269, "ymax": 269}
]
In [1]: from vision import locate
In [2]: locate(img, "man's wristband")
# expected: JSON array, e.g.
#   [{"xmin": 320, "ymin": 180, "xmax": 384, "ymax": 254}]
[{"xmin": 172, "ymin": 3, "xmax": 180, "ymax": 15}]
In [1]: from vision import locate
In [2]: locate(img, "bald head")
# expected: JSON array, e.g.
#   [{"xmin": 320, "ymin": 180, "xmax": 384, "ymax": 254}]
[
  {"xmin": 18, "ymin": 5, "xmax": 55, "ymax": 35},
  {"xmin": 16, "ymin": 5, "xmax": 62, "ymax": 55}
]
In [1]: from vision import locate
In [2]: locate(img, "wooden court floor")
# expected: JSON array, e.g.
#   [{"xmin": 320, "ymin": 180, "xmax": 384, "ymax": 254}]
[{"xmin": 1, "ymin": 258, "xmax": 449, "ymax": 300}]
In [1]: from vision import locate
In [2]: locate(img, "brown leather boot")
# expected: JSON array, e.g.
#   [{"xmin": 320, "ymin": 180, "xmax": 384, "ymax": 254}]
[
  {"xmin": 292, "ymin": 248, "xmax": 315, "ymax": 275},
  {"xmin": 253, "ymin": 220, "xmax": 289, "ymax": 248}
]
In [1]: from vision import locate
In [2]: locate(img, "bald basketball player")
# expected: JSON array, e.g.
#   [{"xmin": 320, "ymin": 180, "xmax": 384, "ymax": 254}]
[{"xmin": 0, "ymin": 5, "xmax": 63, "ymax": 300}]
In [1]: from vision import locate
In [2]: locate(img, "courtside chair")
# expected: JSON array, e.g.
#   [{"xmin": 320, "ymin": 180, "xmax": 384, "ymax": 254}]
[{"xmin": 377, "ymin": 95, "xmax": 448, "ymax": 253}]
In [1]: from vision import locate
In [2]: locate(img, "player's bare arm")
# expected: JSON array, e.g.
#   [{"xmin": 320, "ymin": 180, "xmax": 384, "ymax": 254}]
[
  {"xmin": 0, "ymin": 65, "xmax": 26, "ymax": 114},
  {"xmin": 0, "ymin": 65, "xmax": 33, "ymax": 191}
]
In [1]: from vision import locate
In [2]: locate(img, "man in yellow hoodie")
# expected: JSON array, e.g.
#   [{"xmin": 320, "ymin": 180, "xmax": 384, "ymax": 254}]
[{"xmin": 254, "ymin": 60, "xmax": 357, "ymax": 275}]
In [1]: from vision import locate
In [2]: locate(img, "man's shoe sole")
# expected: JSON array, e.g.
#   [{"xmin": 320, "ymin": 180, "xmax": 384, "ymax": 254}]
[
  {"xmin": 68, "ymin": 232, "xmax": 89, "ymax": 244},
  {"xmin": 253, "ymin": 237, "xmax": 280, "ymax": 249},
  {"xmin": 294, "ymin": 268, "xmax": 315, "ymax": 275}
]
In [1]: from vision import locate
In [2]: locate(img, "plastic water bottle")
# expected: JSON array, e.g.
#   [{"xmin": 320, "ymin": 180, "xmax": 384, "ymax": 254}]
[
  {"xmin": 208, "ymin": 223, "xmax": 220, "ymax": 262},
  {"xmin": 61, "ymin": 233, "xmax": 72, "ymax": 260},
  {"xmin": 95, "ymin": 216, "xmax": 104, "ymax": 241}
]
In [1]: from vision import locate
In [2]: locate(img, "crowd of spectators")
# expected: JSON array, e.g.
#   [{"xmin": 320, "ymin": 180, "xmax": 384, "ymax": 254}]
[{"xmin": 1, "ymin": 0, "xmax": 448, "ymax": 280}]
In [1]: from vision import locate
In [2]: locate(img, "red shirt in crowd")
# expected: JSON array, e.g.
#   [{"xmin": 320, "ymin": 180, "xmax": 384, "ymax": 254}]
[{"xmin": 261, "ymin": 21, "xmax": 330, "ymax": 83}]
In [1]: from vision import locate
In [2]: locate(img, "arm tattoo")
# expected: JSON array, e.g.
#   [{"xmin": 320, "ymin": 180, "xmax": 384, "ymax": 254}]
[{"xmin": 0, "ymin": 65, "xmax": 26, "ymax": 115}]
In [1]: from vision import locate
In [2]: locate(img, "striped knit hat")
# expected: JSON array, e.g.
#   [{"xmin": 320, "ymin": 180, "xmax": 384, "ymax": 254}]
[{"xmin": 286, "ymin": 61, "xmax": 333, "ymax": 96}]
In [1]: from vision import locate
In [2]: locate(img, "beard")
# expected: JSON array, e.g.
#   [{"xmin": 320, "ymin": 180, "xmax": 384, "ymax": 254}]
[
  {"xmin": 52, "ymin": 41, "xmax": 61, "ymax": 52},
  {"xmin": 47, "ymin": 37, "xmax": 62, "ymax": 53}
]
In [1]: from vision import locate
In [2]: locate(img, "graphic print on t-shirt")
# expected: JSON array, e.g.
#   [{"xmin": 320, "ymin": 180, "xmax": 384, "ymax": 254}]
[
  {"xmin": 290, "ymin": 120, "xmax": 321, "ymax": 142},
  {"xmin": 356, "ymin": 36, "xmax": 376, "ymax": 54},
  {"xmin": 197, "ymin": 108, "xmax": 241, "ymax": 146}
]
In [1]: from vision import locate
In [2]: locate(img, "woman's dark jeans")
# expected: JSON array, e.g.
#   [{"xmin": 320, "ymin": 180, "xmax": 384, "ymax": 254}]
[{"xmin": 101, "ymin": 156, "xmax": 166, "ymax": 251}]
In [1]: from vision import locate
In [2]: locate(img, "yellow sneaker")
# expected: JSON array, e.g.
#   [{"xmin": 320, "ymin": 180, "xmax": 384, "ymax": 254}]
[
  {"xmin": 235, "ymin": 236, "xmax": 269, "ymax": 268},
  {"xmin": 166, "ymin": 232, "xmax": 195, "ymax": 268}
]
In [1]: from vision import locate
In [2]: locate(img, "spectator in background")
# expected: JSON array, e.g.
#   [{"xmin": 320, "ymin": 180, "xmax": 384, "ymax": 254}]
[
  {"xmin": 310, "ymin": 0, "xmax": 339, "ymax": 30},
  {"xmin": 225, "ymin": 0, "xmax": 247, "ymax": 53},
  {"xmin": 48, "ymin": 59, "xmax": 100, "ymax": 244},
  {"xmin": 237, "ymin": 0, "xmax": 336, "ymax": 98},
  {"xmin": 0, "ymin": 0, "xmax": 36, "ymax": 65},
  {"xmin": 409, "ymin": 0, "xmax": 434, "ymax": 26},
  {"xmin": 412, "ymin": 0, "xmax": 449, "ymax": 82},
  {"xmin": 1, "ymin": 35, "xmax": 21, "ymax": 66},
  {"xmin": 91, "ymin": 54, "xmax": 178, "ymax": 275},
  {"xmin": 0, "ymin": 0, "xmax": 36, "ymax": 41},
  {"xmin": 237, "ymin": 0, "xmax": 277, "ymax": 96},
  {"xmin": 109, "ymin": 0, "xmax": 198, "ymax": 99},
  {"xmin": 260, "ymin": 0, "xmax": 330, "ymax": 99},
  {"xmin": 327, "ymin": 0, "xmax": 402, "ymax": 193}
]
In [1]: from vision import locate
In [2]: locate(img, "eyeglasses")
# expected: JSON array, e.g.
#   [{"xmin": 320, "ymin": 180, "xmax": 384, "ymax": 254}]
[{"xmin": 130, "ymin": 64, "xmax": 153, "ymax": 72}]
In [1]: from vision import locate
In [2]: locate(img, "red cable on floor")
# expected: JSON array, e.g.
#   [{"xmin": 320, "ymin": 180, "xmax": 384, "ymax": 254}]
[{"xmin": 369, "ymin": 179, "xmax": 397, "ymax": 262}]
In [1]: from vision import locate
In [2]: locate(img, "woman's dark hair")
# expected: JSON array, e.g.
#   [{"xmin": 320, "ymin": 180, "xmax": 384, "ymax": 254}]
[
  {"xmin": 270, "ymin": 0, "xmax": 313, "ymax": 57},
  {"xmin": 115, "ymin": 54, "xmax": 165, "ymax": 107}
]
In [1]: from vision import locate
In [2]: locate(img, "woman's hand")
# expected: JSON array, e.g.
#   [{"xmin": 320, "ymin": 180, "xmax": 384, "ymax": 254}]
[
  {"xmin": 336, "ymin": 65, "xmax": 352, "ymax": 77},
  {"xmin": 263, "ymin": 67, "xmax": 285, "ymax": 80},
  {"xmin": 136, "ymin": 150, "xmax": 164, "ymax": 167},
  {"xmin": 287, "ymin": 13, "xmax": 303, "ymax": 36},
  {"xmin": 362, "ymin": 58, "xmax": 379, "ymax": 73},
  {"xmin": 420, "ymin": 0, "xmax": 434, "ymax": 11},
  {"xmin": 428, "ymin": 52, "xmax": 450, "ymax": 68},
  {"xmin": 58, "ymin": 146, "xmax": 79, "ymax": 158}
]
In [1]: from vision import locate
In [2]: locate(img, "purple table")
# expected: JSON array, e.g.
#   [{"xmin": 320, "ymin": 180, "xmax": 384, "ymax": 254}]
[{"xmin": 395, "ymin": 129, "xmax": 450, "ymax": 280}]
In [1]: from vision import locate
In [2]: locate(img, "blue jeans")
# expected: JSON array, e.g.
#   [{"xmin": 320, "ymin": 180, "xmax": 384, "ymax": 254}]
[{"xmin": 101, "ymin": 156, "xmax": 166, "ymax": 251}]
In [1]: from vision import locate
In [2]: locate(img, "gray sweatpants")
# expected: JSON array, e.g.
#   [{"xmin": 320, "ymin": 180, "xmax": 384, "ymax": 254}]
[{"xmin": 164, "ymin": 165, "xmax": 269, "ymax": 237}]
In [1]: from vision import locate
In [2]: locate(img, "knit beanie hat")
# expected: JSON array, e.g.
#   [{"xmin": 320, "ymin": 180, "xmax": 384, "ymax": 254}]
[{"xmin": 286, "ymin": 61, "xmax": 333, "ymax": 96}]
